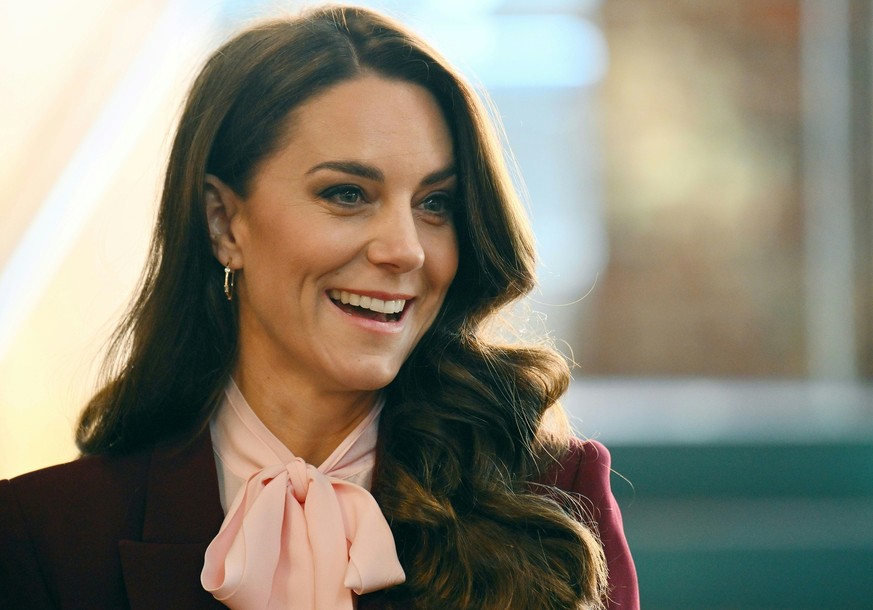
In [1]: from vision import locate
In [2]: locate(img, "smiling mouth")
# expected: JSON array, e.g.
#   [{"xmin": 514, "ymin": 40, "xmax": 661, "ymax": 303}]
[{"xmin": 328, "ymin": 289, "xmax": 408, "ymax": 323}]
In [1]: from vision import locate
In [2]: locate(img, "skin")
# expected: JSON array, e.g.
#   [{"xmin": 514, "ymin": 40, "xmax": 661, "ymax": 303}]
[{"xmin": 205, "ymin": 75, "xmax": 459, "ymax": 465}]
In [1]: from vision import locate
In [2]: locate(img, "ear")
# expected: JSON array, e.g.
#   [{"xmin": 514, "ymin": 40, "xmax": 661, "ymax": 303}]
[{"xmin": 204, "ymin": 174, "xmax": 244, "ymax": 269}]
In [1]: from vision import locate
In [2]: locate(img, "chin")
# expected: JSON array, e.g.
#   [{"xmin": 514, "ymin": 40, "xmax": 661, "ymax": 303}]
[{"xmin": 339, "ymin": 360, "xmax": 403, "ymax": 392}]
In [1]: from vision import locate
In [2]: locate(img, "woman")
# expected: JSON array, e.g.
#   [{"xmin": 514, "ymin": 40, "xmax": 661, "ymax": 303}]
[{"xmin": 0, "ymin": 5, "xmax": 637, "ymax": 609}]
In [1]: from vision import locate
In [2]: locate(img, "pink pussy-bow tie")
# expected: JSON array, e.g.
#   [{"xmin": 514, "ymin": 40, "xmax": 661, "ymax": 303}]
[{"xmin": 201, "ymin": 390, "xmax": 405, "ymax": 609}]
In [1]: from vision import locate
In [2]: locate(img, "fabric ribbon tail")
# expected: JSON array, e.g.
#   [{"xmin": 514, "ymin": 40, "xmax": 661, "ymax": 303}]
[
  {"xmin": 202, "ymin": 467, "xmax": 288, "ymax": 608},
  {"xmin": 335, "ymin": 482, "xmax": 406, "ymax": 593}
]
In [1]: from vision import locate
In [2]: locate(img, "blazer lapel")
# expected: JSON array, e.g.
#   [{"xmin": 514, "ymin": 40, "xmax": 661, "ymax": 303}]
[{"xmin": 119, "ymin": 430, "xmax": 227, "ymax": 609}]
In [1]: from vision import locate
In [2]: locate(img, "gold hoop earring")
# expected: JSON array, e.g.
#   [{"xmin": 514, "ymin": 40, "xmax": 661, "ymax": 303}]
[{"xmin": 224, "ymin": 262, "xmax": 235, "ymax": 301}]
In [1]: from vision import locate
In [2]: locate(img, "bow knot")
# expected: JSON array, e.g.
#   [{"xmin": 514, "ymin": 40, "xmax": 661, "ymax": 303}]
[{"xmin": 286, "ymin": 458, "xmax": 311, "ymax": 503}]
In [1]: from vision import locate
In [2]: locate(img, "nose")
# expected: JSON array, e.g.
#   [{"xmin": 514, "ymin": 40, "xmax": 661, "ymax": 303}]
[{"xmin": 366, "ymin": 204, "xmax": 426, "ymax": 272}]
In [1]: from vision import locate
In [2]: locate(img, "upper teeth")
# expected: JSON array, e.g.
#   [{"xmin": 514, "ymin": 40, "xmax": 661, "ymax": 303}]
[{"xmin": 329, "ymin": 289, "xmax": 407, "ymax": 314}]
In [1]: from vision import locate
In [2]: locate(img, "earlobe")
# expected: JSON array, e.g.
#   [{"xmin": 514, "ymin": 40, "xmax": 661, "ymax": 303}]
[{"xmin": 204, "ymin": 174, "xmax": 243, "ymax": 268}]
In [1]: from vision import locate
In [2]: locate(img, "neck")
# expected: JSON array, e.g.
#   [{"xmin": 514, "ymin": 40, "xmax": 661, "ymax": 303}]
[{"xmin": 232, "ymin": 361, "xmax": 378, "ymax": 466}]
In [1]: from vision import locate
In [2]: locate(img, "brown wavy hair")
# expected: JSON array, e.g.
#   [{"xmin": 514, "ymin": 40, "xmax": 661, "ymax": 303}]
[{"xmin": 76, "ymin": 5, "xmax": 607, "ymax": 608}]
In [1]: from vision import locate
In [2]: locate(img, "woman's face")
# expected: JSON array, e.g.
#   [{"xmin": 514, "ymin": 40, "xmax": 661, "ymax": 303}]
[{"xmin": 216, "ymin": 75, "xmax": 459, "ymax": 396}]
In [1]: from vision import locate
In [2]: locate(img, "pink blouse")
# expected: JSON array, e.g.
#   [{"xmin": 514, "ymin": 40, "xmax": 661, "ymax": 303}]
[{"xmin": 201, "ymin": 380, "xmax": 405, "ymax": 609}]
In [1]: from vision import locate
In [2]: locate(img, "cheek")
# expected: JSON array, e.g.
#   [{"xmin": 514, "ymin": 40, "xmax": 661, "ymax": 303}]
[
  {"xmin": 243, "ymin": 215, "xmax": 316, "ymax": 266},
  {"xmin": 427, "ymin": 230, "xmax": 460, "ymax": 294}
]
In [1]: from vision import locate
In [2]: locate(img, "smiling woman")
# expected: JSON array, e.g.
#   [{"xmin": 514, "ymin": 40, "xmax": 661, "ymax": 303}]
[
  {"xmin": 205, "ymin": 76, "xmax": 459, "ymax": 430},
  {"xmin": 0, "ymin": 5, "xmax": 637, "ymax": 610}
]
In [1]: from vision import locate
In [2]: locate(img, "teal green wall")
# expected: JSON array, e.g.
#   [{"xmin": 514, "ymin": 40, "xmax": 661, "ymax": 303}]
[{"xmin": 610, "ymin": 443, "xmax": 873, "ymax": 608}]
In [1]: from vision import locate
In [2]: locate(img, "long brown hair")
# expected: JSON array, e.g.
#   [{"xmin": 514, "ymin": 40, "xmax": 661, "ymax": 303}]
[{"xmin": 77, "ymin": 6, "xmax": 607, "ymax": 608}]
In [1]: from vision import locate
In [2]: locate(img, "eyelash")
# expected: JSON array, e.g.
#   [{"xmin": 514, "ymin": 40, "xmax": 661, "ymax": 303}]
[
  {"xmin": 317, "ymin": 185, "xmax": 456, "ymax": 220},
  {"xmin": 418, "ymin": 193, "xmax": 455, "ymax": 218},
  {"xmin": 319, "ymin": 184, "xmax": 365, "ymax": 206}
]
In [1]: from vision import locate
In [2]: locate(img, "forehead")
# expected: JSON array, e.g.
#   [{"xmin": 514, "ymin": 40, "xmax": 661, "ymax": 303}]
[{"xmin": 279, "ymin": 75, "xmax": 454, "ymax": 169}]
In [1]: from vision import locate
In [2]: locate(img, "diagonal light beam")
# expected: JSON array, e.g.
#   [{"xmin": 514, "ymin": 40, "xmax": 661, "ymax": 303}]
[{"xmin": 0, "ymin": 0, "xmax": 221, "ymax": 358}]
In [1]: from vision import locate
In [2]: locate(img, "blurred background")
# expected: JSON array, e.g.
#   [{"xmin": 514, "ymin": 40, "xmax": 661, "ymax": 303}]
[{"xmin": 1, "ymin": 0, "xmax": 871, "ymax": 607}]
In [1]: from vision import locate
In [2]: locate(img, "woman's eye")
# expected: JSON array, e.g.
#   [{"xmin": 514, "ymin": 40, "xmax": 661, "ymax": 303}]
[
  {"xmin": 319, "ymin": 185, "xmax": 365, "ymax": 206},
  {"xmin": 418, "ymin": 193, "xmax": 455, "ymax": 219}
]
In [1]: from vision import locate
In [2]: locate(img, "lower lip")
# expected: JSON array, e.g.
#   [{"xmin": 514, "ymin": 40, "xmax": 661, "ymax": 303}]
[{"xmin": 326, "ymin": 294, "xmax": 409, "ymax": 334}]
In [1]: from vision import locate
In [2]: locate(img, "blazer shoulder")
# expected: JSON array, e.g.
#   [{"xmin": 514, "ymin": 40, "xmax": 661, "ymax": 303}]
[
  {"xmin": 549, "ymin": 436, "xmax": 612, "ymax": 498},
  {"xmin": 0, "ymin": 449, "xmax": 153, "ymax": 608},
  {"xmin": 6, "ymin": 447, "xmax": 152, "ymax": 519},
  {"xmin": 1, "ymin": 432, "xmax": 223, "ymax": 610},
  {"xmin": 0, "ymin": 478, "xmax": 55, "ymax": 608},
  {"xmin": 567, "ymin": 436, "xmax": 611, "ymax": 467},
  {"xmin": 543, "ymin": 437, "xmax": 640, "ymax": 609}
]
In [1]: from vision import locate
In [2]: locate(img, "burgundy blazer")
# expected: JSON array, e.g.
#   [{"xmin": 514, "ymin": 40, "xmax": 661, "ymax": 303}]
[{"xmin": 0, "ymin": 432, "xmax": 638, "ymax": 609}]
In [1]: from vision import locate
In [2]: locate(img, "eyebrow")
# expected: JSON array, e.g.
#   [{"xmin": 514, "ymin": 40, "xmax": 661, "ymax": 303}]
[
  {"xmin": 421, "ymin": 165, "xmax": 457, "ymax": 186},
  {"xmin": 305, "ymin": 160, "xmax": 456, "ymax": 186}
]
